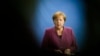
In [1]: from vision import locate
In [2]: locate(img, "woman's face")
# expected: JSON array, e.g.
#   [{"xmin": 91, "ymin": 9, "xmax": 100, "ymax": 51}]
[{"xmin": 53, "ymin": 15, "xmax": 65, "ymax": 29}]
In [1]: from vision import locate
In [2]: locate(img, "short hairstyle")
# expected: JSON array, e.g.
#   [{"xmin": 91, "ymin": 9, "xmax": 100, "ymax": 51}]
[{"xmin": 52, "ymin": 11, "xmax": 66, "ymax": 21}]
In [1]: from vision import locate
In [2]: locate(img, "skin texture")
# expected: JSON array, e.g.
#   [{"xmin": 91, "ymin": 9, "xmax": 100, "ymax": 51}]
[{"xmin": 53, "ymin": 15, "xmax": 64, "ymax": 30}]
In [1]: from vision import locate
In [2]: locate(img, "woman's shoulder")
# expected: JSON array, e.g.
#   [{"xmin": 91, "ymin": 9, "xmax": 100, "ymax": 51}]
[{"xmin": 45, "ymin": 27, "xmax": 54, "ymax": 31}]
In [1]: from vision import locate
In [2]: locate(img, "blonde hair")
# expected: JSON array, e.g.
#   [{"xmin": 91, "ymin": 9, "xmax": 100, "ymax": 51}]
[{"xmin": 52, "ymin": 11, "xmax": 66, "ymax": 21}]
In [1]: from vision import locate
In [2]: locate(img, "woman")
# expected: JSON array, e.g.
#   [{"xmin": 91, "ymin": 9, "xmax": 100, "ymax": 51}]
[{"xmin": 41, "ymin": 11, "xmax": 78, "ymax": 56}]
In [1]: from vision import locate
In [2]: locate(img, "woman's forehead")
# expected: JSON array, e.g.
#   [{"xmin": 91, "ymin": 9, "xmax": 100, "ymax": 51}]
[{"xmin": 55, "ymin": 15, "xmax": 64, "ymax": 19}]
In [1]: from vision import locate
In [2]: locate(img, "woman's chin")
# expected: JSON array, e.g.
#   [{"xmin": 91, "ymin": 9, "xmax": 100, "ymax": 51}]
[{"xmin": 55, "ymin": 26, "xmax": 63, "ymax": 29}]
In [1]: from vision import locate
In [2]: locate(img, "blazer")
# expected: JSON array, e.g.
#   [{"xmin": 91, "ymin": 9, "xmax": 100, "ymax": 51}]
[{"xmin": 41, "ymin": 26, "xmax": 78, "ymax": 53}]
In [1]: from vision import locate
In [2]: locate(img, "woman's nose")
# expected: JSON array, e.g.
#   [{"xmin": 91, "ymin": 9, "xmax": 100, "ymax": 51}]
[{"xmin": 57, "ymin": 20, "xmax": 60, "ymax": 23}]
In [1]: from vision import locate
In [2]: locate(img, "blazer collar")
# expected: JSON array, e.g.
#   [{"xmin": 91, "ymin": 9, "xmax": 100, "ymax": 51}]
[
  {"xmin": 52, "ymin": 26, "xmax": 66, "ymax": 39},
  {"xmin": 53, "ymin": 26, "xmax": 65, "ymax": 32}
]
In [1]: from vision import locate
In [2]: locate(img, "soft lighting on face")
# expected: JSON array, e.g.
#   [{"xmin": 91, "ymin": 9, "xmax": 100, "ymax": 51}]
[
  {"xmin": 53, "ymin": 15, "xmax": 65, "ymax": 29},
  {"xmin": 31, "ymin": 0, "xmax": 87, "ymax": 52}
]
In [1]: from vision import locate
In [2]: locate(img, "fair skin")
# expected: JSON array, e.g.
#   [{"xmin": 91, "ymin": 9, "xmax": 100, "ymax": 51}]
[{"xmin": 53, "ymin": 15, "xmax": 71, "ymax": 55}]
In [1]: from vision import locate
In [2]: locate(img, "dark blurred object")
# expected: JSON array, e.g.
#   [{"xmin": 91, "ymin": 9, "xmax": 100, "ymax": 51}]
[{"xmin": 2, "ymin": 0, "xmax": 39, "ymax": 55}]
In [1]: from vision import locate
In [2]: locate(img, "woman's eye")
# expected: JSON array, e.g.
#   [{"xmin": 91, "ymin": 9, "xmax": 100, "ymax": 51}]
[{"xmin": 60, "ymin": 19, "xmax": 62, "ymax": 21}]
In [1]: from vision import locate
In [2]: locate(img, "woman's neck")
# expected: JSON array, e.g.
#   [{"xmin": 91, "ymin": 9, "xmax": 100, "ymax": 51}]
[
  {"xmin": 55, "ymin": 27, "xmax": 64, "ymax": 36},
  {"xmin": 55, "ymin": 27, "xmax": 63, "ymax": 31}
]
